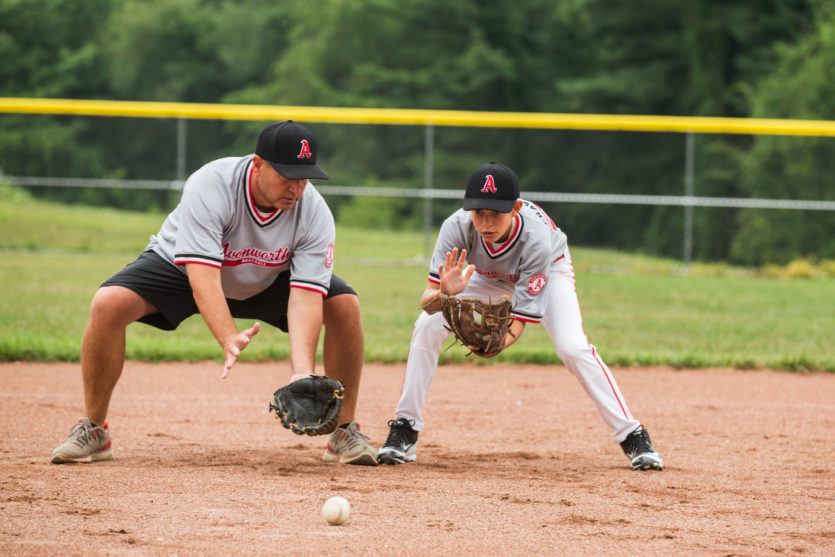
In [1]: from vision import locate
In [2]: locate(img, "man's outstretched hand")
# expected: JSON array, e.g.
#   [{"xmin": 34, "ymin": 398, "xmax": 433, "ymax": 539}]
[{"xmin": 222, "ymin": 322, "xmax": 261, "ymax": 379}]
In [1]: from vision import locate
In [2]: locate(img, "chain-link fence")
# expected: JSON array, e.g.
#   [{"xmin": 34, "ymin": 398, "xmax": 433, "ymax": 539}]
[{"xmin": 1, "ymin": 99, "xmax": 833, "ymax": 267}]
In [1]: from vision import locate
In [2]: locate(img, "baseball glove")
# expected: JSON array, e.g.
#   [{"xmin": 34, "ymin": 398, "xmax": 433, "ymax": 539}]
[
  {"xmin": 438, "ymin": 294, "xmax": 514, "ymax": 356},
  {"xmin": 269, "ymin": 375, "xmax": 344, "ymax": 436}
]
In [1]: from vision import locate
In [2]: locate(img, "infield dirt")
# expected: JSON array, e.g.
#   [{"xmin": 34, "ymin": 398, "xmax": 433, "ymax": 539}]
[{"xmin": 1, "ymin": 362, "xmax": 833, "ymax": 556}]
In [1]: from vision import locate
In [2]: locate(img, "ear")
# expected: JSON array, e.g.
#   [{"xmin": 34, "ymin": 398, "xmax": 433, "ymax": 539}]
[
  {"xmin": 510, "ymin": 199, "xmax": 523, "ymax": 215},
  {"xmin": 251, "ymin": 155, "xmax": 268, "ymax": 179}
]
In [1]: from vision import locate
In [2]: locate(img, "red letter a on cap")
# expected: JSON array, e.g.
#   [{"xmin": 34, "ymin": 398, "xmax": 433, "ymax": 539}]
[
  {"xmin": 297, "ymin": 140, "xmax": 312, "ymax": 159},
  {"xmin": 481, "ymin": 175, "xmax": 497, "ymax": 193}
]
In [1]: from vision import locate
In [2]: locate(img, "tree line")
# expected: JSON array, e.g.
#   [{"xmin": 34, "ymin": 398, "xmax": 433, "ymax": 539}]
[{"xmin": 1, "ymin": 0, "xmax": 833, "ymax": 265}]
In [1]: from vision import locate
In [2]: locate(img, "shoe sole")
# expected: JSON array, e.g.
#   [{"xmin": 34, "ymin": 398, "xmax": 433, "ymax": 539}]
[
  {"xmin": 322, "ymin": 450, "xmax": 379, "ymax": 466},
  {"xmin": 377, "ymin": 451, "xmax": 417, "ymax": 465},
  {"xmin": 51, "ymin": 449, "xmax": 113, "ymax": 464},
  {"xmin": 632, "ymin": 461, "xmax": 663, "ymax": 471},
  {"xmin": 630, "ymin": 454, "xmax": 663, "ymax": 471}
]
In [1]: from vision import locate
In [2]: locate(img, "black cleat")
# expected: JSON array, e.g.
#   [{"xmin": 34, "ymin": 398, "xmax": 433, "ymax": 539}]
[
  {"xmin": 620, "ymin": 427, "xmax": 663, "ymax": 471},
  {"xmin": 377, "ymin": 418, "xmax": 419, "ymax": 465}
]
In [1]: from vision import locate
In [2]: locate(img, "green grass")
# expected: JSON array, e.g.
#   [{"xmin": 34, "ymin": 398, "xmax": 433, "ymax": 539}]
[{"xmin": 1, "ymin": 189, "xmax": 833, "ymax": 371}]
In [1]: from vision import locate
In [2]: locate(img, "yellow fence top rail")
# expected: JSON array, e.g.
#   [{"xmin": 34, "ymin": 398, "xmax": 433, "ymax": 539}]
[{"xmin": 2, "ymin": 97, "xmax": 835, "ymax": 137}]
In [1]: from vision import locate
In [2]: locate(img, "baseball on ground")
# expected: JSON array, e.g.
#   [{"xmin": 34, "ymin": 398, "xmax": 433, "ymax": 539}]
[{"xmin": 322, "ymin": 496, "xmax": 350, "ymax": 525}]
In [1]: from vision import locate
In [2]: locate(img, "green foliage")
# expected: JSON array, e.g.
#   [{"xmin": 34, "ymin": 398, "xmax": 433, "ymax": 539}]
[
  {"xmin": 104, "ymin": 0, "xmax": 217, "ymax": 100},
  {"xmin": 820, "ymin": 259, "xmax": 835, "ymax": 277},
  {"xmin": 0, "ymin": 182, "xmax": 30, "ymax": 202},
  {"xmin": 337, "ymin": 195, "xmax": 416, "ymax": 230},
  {"xmin": 0, "ymin": 0, "xmax": 116, "ymax": 97},
  {"xmin": 0, "ymin": 0, "xmax": 832, "ymax": 264},
  {"xmin": 761, "ymin": 257, "xmax": 835, "ymax": 279},
  {"xmin": 729, "ymin": 5, "xmax": 835, "ymax": 264}
]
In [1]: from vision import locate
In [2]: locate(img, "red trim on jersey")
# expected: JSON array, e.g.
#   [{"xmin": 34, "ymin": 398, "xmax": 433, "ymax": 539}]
[
  {"xmin": 290, "ymin": 283, "xmax": 328, "ymax": 296},
  {"xmin": 554, "ymin": 254, "xmax": 565, "ymax": 263},
  {"xmin": 512, "ymin": 314, "xmax": 541, "ymax": 324},
  {"xmin": 247, "ymin": 166, "xmax": 279, "ymax": 224},
  {"xmin": 528, "ymin": 201, "xmax": 557, "ymax": 231},
  {"xmin": 427, "ymin": 276, "xmax": 440, "ymax": 284},
  {"xmin": 174, "ymin": 259, "xmax": 222, "ymax": 268},
  {"xmin": 481, "ymin": 214, "xmax": 521, "ymax": 256}
]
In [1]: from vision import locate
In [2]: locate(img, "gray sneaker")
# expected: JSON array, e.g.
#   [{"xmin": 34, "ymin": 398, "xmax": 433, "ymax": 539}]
[
  {"xmin": 51, "ymin": 418, "xmax": 113, "ymax": 464},
  {"xmin": 322, "ymin": 422, "xmax": 378, "ymax": 466}
]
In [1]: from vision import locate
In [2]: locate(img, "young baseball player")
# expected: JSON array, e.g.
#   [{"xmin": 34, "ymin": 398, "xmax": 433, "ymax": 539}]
[
  {"xmin": 51, "ymin": 121, "xmax": 378, "ymax": 466},
  {"xmin": 378, "ymin": 162, "xmax": 663, "ymax": 471}
]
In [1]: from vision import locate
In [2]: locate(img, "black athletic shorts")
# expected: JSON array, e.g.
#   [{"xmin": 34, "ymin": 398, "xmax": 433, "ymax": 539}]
[{"xmin": 101, "ymin": 250, "xmax": 357, "ymax": 332}]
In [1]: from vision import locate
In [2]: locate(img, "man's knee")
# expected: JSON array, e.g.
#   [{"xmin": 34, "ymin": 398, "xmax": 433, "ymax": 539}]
[
  {"xmin": 323, "ymin": 292, "xmax": 361, "ymax": 327},
  {"xmin": 89, "ymin": 286, "xmax": 151, "ymax": 327}
]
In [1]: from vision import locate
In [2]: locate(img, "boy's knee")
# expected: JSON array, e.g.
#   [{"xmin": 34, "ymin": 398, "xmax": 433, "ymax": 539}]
[
  {"xmin": 412, "ymin": 311, "xmax": 450, "ymax": 345},
  {"xmin": 556, "ymin": 341, "xmax": 591, "ymax": 363},
  {"xmin": 415, "ymin": 310, "xmax": 445, "ymax": 329}
]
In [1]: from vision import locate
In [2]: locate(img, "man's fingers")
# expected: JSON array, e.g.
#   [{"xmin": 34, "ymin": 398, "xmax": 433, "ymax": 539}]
[
  {"xmin": 221, "ymin": 346, "xmax": 241, "ymax": 379},
  {"xmin": 457, "ymin": 249, "xmax": 468, "ymax": 267},
  {"xmin": 221, "ymin": 324, "xmax": 260, "ymax": 379},
  {"xmin": 246, "ymin": 322, "xmax": 261, "ymax": 339}
]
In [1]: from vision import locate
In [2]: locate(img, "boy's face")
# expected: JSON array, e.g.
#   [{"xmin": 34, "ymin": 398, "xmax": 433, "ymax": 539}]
[{"xmin": 469, "ymin": 202, "xmax": 521, "ymax": 243}]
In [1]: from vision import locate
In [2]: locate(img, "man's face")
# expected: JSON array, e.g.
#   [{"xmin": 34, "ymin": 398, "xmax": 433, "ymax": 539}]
[
  {"xmin": 469, "ymin": 208, "xmax": 515, "ymax": 243},
  {"xmin": 251, "ymin": 156, "xmax": 308, "ymax": 211}
]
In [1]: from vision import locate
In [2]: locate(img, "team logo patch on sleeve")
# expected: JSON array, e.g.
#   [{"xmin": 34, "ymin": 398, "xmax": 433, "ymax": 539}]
[
  {"xmin": 528, "ymin": 273, "xmax": 547, "ymax": 295},
  {"xmin": 325, "ymin": 243, "xmax": 334, "ymax": 268}
]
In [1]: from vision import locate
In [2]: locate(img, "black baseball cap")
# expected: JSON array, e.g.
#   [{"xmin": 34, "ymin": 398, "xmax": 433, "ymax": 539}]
[
  {"xmin": 462, "ymin": 162, "xmax": 519, "ymax": 213},
  {"xmin": 255, "ymin": 120, "xmax": 329, "ymax": 180}
]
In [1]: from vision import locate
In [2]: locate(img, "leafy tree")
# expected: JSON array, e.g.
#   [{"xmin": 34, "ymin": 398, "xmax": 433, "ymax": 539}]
[
  {"xmin": 0, "ymin": 0, "xmax": 123, "ymax": 205},
  {"xmin": 548, "ymin": 0, "xmax": 814, "ymax": 258},
  {"xmin": 0, "ymin": 0, "xmax": 116, "ymax": 98},
  {"xmin": 0, "ymin": 0, "xmax": 830, "ymax": 263},
  {"xmin": 731, "ymin": 1, "xmax": 835, "ymax": 264}
]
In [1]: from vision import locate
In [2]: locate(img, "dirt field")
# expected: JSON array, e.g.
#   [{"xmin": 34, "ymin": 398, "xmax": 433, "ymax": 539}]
[{"xmin": 1, "ymin": 361, "xmax": 833, "ymax": 556}]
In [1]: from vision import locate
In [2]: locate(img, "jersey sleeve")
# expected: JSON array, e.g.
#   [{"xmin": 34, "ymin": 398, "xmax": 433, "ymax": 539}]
[
  {"xmin": 428, "ymin": 211, "xmax": 471, "ymax": 284},
  {"xmin": 289, "ymin": 187, "xmax": 335, "ymax": 296},
  {"xmin": 172, "ymin": 165, "xmax": 232, "ymax": 268}
]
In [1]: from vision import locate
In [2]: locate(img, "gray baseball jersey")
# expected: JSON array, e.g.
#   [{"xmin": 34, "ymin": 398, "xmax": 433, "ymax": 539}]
[
  {"xmin": 428, "ymin": 201, "xmax": 567, "ymax": 323},
  {"xmin": 400, "ymin": 199, "xmax": 642, "ymax": 440},
  {"xmin": 146, "ymin": 156, "xmax": 335, "ymax": 300}
]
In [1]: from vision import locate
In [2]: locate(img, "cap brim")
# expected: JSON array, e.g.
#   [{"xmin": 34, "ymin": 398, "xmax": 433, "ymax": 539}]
[
  {"xmin": 268, "ymin": 161, "xmax": 330, "ymax": 180},
  {"xmin": 462, "ymin": 197, "xmax": 516, "ymax": 213}
]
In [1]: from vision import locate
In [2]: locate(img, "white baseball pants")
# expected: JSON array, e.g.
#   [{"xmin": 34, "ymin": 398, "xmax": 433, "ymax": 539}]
[{"xmin": 393, "ymin": 255, "xmax": 641, "ymax": 443}]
